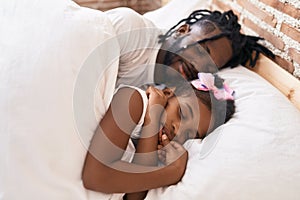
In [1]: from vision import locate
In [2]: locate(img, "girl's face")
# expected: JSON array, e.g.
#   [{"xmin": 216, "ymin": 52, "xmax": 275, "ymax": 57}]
[{"xmin": 159, "ymin": 94, "xmax": 211, "ymax": 144}]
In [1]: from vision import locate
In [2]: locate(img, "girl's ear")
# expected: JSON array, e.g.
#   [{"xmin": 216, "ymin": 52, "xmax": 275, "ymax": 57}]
[{"xmin": 163, "ymin": 87, "xmax": 176, "ymax": 99}]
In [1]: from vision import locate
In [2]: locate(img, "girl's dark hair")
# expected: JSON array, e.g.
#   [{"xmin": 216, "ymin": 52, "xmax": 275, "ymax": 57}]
[
  {"xmin": 159, "ymin": 9, "xmax": 275, "ymax": 68},
  {"xmin": 193, "ymin": 76, "xmax": 235, "ymax": 135},
  {"xmin": 175, "ymin": 74, "xmax": 235, "ymax": 138}
]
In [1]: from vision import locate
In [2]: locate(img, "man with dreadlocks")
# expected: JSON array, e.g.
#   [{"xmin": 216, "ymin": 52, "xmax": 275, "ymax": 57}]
[
  {"xmin": 106, "ymin": 7, "xmax": 274, "ymax": 87},
  {"xmin": 101, "ymin": 8, "xmax": 273, "ymax": 199}
]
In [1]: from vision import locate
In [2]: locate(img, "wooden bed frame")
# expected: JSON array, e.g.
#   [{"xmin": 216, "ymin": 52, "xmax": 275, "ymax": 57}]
[{"xmin": 249, "ymin": 55, "xmax": 300, "ymax": 111}]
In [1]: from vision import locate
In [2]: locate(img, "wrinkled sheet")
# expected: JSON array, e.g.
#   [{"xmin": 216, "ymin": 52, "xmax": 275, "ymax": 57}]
[{"xmin": 0, "ymin": 0, "xmax": 120, "ymax": 199}]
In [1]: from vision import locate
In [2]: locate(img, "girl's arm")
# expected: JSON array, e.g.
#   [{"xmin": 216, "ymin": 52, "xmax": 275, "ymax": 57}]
[
  {"xmin": 82, "ymin": 87, "xmax": 187, "ymax": 194},
  {"xmin": 124, "ymin": 86, "xmax": 164, "ymax": 200}
]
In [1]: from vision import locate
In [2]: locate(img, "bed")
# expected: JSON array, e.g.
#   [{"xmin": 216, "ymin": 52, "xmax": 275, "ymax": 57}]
[{"xmin": 1, "ymin": 0, "xmax": 300, "ymax": 199}]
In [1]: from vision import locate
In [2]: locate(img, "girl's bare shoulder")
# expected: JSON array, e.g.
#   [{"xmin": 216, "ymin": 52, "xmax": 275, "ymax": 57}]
[{"xmin": 112, "ymin": 87, "xmax": 144, "ymax": 124}]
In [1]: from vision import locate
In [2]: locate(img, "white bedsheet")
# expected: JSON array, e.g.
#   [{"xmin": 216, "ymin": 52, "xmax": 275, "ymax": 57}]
[
  {"xmin": 143, "ymin": 0, "xmax": 300, "ymax": 199},
  {"xmin": 0, "ymin": 0, "xmax": 119, "ymax": 199},
  {"xmin": 1, "ymin": 0, "xmax": 300, "ymax": 199}
]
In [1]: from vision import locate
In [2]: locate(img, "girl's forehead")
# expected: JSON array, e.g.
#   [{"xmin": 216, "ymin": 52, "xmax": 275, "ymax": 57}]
[{"xmin": 173, "ymin": 94, "xmax": 200, "ymax": 108}]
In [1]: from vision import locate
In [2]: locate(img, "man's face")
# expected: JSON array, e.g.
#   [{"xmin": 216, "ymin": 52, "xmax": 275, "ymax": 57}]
[{"xmin": 155, "ymin": 20, "xmax": 233, "ymax": 85}]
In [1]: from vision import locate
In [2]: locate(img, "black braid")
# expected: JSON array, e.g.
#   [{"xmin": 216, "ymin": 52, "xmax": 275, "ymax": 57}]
[
  {"xmin": 158, "ymin": 9, "xmax": 214, "ymax": 43},
  {"xmin": 159, "ymin": 9, "xmax": 275, "ymax": 68}
]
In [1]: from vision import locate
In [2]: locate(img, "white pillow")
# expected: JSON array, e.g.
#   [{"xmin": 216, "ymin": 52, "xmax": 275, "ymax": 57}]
[
  {"xmin": 143, "ymin": 0, "xmax": 210, "ymax": 30},
  {"xmin": 0, "ymin": 1, "xmax": 119, "ymax": 199},
  {"xmin": 143, "ymin": 2, "xmax": 300, "ymax": 199},
  {"xmin": 146, "ymin": 66, "xmax": 300, "ymax": 200}
]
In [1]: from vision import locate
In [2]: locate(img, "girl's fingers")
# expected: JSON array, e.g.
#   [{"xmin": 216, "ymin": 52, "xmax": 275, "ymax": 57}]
[
  {"xmin": 161, "ymin": 134, "xmax": 170, "ymax": 147},
  {"xmin": 169, "ymin": 141, "xmax": 185, "ymax": 151},
  {"xmin": 146, "ymin": 86, "xmax": 154, "ymax": 96},
  {"xmin": 157, "ymin": 144, "xmax": 163, "ymax": 150},
  {"xmin": 162, "ymin": 134, "xmax": 176, "ymax": 154},
  {"xmin": 158, "ymin": 149, "xmax": 166, "ymax": 156},
  {"xmin": 155, "ymin": 88, "xmax": 165, "ymax": 97},
  {"xmin": 158, "ymin": 150, "xmax": 166, "ymax": 163},
  {"xmin": 146, "ymin": 86, "xmax": 165, "ymax": 98},
  {"xmin": 158, "ymin": 154, "xmax": 166, "ymax": 163}
]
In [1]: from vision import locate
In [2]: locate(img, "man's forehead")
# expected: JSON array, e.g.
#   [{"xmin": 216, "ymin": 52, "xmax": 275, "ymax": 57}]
[{"xmin": 190, "ymin": 20, "xmax": 218, "ymax": 35}]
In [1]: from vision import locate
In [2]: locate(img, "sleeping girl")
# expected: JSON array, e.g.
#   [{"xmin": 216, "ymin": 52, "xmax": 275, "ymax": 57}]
[{"xmin": 81, "ymin": 73, "xmax": 235, "ymax": 199}]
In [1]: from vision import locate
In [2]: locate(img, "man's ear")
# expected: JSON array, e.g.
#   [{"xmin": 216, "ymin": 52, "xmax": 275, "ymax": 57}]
[
  {"xmin": 163, "ymin": 87, "xmax": 176, "ymax": 99},
  {"xmin": 176, "ymin": 24, "xmax": 190, "ymax": 34}
]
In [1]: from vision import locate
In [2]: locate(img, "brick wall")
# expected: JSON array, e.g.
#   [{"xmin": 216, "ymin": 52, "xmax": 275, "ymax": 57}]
[
  {"xmin": 210, "ymin": 0, "xmax": 300, "ymax": 78},
  {"xmin": 74, "ymin": 0, "xmax": 161, "ymax": 14}
]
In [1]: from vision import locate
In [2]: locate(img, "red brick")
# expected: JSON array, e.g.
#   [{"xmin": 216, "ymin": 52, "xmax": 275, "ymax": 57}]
[
  {"xmin": 260, "ymin": 0, "xmax": 300, "ymax": 19},
  {"xmin": 274, "ymin": 55, "xmax": 294, "ymax": 73},
  {"xmin": 95, "ymin": 0, "xmax": 121, "ymax": 2},
  {"xmin": 244, "ymin": 18, "xmax": 285, "ymax": 50},
  {"xmin": 78, "ymin": 2, "xmax": 100, "ymax": 9},
  {"xmin": 129, "ymin": 1, "xmax": 160, "ymax": 14},
  {"xmin": 129, "ymin": 1, "xmax": 160, "ymax": 8},
  {"xmin": 212, "ymin": 0, "xmax": 231, "ymax": 11},
  {"xmin": 211, "ymin": 0, "xmax": 241, "ymax": 19},
  {"xmin": 75, "ymin": 0, "xmax": 161, "ymax": 14},
  {"xmin": 74, "ymin": 0, "xmax": 96, "ymax": 3},
  {"xmin": 288, "ymin": 48, "xmax": 300, "ymax": 64},
  {"xmin": 281, "ymin": 23, "xmax": 300, "ymax": 43},
  {"xmin": 99, "ymin": 1, "xmax": 125, "ymax": 9},
  {"xmin": 282, "ymin": 3, "xmax": 300, "ymax": 19},
  {"xmin": 237, "ymin": 0, "xmax": 276, "ymax": 27},
  {"xmin": 260, "ymin": 0, "xmax": 283, "ymax": 9}
]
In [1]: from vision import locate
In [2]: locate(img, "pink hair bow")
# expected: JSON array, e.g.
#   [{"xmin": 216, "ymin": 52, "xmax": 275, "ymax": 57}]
[{"xmin": 191, "ymin": 73, "xmax": 235, "ymax": 100}]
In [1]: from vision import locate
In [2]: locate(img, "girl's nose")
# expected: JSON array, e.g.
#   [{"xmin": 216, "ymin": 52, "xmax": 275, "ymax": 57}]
[{"xmin": 171, "ymin": 120, "xmax": 180, "ymax": 136}]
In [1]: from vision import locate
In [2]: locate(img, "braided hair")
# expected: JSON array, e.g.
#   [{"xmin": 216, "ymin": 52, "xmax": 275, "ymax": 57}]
[{"xmin": 159, "ymin": 9, "xmax": 275, "ymax": 68}]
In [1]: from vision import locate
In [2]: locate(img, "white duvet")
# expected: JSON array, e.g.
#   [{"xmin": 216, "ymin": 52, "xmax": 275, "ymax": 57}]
[
  {"xmin": 1, "ymin": 0, "xmax": 300, "ymax": 200},
  {"xmin": 0, "ymin": 0, "xmax": 119, "ymax": 199}
]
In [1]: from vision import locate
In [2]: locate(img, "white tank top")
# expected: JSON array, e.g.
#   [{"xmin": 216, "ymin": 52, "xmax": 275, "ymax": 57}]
[
  {"xmin": 114, "ymin": 84, "xmax": 149, "ymax": 164},
  {"xmin": 114, "ymin": 84, "xmax": 148, "ymax": 139}
]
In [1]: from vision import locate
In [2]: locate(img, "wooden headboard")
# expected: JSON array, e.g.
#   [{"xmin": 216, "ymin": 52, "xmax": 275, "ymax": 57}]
[{"xmin": 249, "ymin": 55, "xmax": 300, "ymax": 111}]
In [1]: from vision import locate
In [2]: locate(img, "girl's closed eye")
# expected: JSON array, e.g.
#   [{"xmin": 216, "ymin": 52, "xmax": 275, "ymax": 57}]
[
  {"xmin": 180, "ymin": 105, "xmax": 190, "ymax": 120},
  {"xmin": 178, "ymin": 107, "xmax": 183, "ymax": 119},
  {"xmin": 179, "ymin": 106, "xmax": 188, "ymax": 120}
]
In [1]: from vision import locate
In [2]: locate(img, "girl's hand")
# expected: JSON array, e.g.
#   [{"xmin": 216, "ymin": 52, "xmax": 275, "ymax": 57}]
[
  {"xmin": 144, "ymin": 86, "xmax": 167, "ymax": 125},
  {"xmin": 158, "ymin": 134, "xmax": 188, "ymax": 178},
  {"xmin": 146, "ymin": 86, "xmax": 168, "ymax": 108}
]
